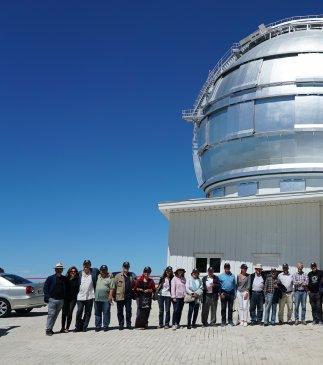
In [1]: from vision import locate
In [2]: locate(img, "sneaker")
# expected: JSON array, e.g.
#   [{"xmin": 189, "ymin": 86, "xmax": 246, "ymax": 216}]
[
  {"xmin": 95, "ymin": 328, "xmax": 101, "ymax": 332},
  {"xmin": 271, "ymin": 322, "xmax": 276, "ymax": 326},
  {"xmin": 157, "ymin": 325, "xmax": 163, "ymax": 329},
  {"xmin": 239, "ymin": 322, "xmax": 244, "ymax": 326},
  {"xmin": 278, "ymin": 321, "xmax": 283, "ymax": 325},
  {"xmin": 119, "ymin": 326, "xmax": 124, "ymax": 331},
  {"xmin": 202, "ymin": 323, "xmax": 208, "ymax": 327},
  {"xmin": 295, "ymin": 320, "xmax": 300, "ymax": 326},
  {"xmin": 288, "ymin": 320, "xmax": 293, "ymax": 325},
  {"xmin": 172, "ymin": 325, "xmax": 177, "ymax": 330},
  {"xmin": 221, "ymin": 322, "xmax": 226, "ymax": 327},
  {"xmin": 228, "ymin": 321, "xmax": 235, "ymax": 326},
  {"xmin": 103, "ymin": 328, "xmax": 109, "ymax": 332},
  {"xmin": 187, "ymin": 325, "xmax": 191, "ymax": 329},
  {"xmin": 46, "ymin": 330, "xmax": 54, "ymax": 336},
  {"xmin": 301, "ymin": 321, "xmax": 307, "ymax": 325},
  {"xmin": 176, "ymin": 325, "xmax": 181, "ymax": 329},
  {"xmin": 126, "ymin": 325, "xmax": 133, "ymax": 330},
  {"xmin": 192, "ymin": 324, "xmax": 197, "ymax": 329},
  {"xmin": 60, "ymin": 328, "xmax": 68, "ymax": 333},
  {"xmin": 250, "ymin": 322, "xmax": 256, "ymax": 326},
  {"xmin": 243, "ymin": 322, "xmax": 248, "ymax": 327},
  {"xmin": 164, "ymin": 325, "xmax": 169, "ymax": 329},
  {"xmin": 264, "ymin": 323, "xmax": 269, "ymax": 327}
]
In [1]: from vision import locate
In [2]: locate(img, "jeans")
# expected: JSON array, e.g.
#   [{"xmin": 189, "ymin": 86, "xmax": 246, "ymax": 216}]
[
  {"xmin": 236, "ymin": 291, "xmax": 249, "ymax": 323},
  {"xmin": 263, "ymin": 293, "xmax": 277, "ymax": 324},
  {"xmin": 220, "ymin": 292, "xmax": 234, "ymax": 323},
  {"xmin": 250, "ymin": 291, "xmax": 264, "ymax": 323},
  {"xmin": 173, "ymin": 298, "xmax": 184, "ymax": 326},
  {"xmin": 61, "ymin": 298, "xmax": 77, "ymax": 330},
  {"xmin": 46, "ymin": 298, "xmax": 64, "ymax": 331},
  {"xmin": 75, "ymin": 299, "xmax": 94, "ymax": 331},
  {"xmin": 309, "ymin": 292, "xmax": 322, "ymax": 322},
  {"xmin": 116, "ymin": 297, "xmax": 132, "ymax": 327},
  {"xmin": 188, "ymin": 301, "xmax": 200, "ymax": 326},
  {"xmin": 278, "ymin": 292, "xmax": 293, "ymax": 322},
  {"xmin": 158, "ymin": 295, "xmax": 172, "ymax": 327},
  {"xmin": 294, "ymin": 291, "xmax": 307, "ymax": 321},
  {"xmin": 94, "ymin": 301, "xmax": 111, "ymax": 329},
  {"xmin": 201, "ymin": 294, "xmax": 218, "ymax": 325}
]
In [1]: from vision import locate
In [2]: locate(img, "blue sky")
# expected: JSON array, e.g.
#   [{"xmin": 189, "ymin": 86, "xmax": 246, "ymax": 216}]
[{"xmin": 1, "ymin": 1, "xmax": 321, "ymax": 277}]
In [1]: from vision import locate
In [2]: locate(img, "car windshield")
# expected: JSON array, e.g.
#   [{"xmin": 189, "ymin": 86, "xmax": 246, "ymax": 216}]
[{"xmin": 1, "ymin": 274, "xmax": 32, "ymax": 285}]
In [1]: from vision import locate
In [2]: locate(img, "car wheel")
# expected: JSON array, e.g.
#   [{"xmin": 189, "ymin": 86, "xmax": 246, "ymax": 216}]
[
  {"xmin": 0, "ymin": 298, "xmax": 11, "ymax": 318},
  {"xmin": 15, "ymin": 308, "xmax": 33, "ymax": 315}
]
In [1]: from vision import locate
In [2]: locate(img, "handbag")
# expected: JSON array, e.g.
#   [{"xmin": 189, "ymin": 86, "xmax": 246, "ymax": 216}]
[{"xmin": 184, "ymin": 294, "xmax": 195, "ymax": 303}]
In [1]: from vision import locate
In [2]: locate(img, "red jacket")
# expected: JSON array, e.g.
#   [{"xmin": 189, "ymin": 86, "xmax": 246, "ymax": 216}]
[{"xmin": 134, "ymin": 276, "xmax": 156, "ymax": 294}]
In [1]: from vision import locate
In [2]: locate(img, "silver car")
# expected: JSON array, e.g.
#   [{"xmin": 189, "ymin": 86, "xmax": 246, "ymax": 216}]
[{"xmin": 0, "ymin": 273, "xmax": 45, "ymax": 317}]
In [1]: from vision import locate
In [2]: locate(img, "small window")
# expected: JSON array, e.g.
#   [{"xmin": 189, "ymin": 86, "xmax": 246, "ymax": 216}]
[
  {"xmin": 238, "ymin": 182, "xmax": 258, "ymax": 197},
  {"xmin": 280, "ymin": 179, "xmax": 305, "ymax": 193},
  {"xmin": 195, "ymin": 258, "xmax": 207, "ymax": 273},
  {"xmin": 212, "ymin": 187, "xmax": 225, "ymax": 198},
  {"xmin": 209, "ymin": 258, "xmax": 221, "ymax": 273}
]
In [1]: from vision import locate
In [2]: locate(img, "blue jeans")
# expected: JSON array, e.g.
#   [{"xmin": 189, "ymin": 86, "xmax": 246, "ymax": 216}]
[
  {"xmin": 46, "ymin": 298, "xmax": 64, "ymax": 331},
  {"xmin": 250, "ymin": 291, "xmax": 264, "ymax": 323},
  {"xmin": 294, "ymin": 291, "xmax": 307, "ymax": 321},
  {"xmin": 173, "ymin": 298, "xmax": 184, "ymax": 326},
  {"xmin": 158, "ymin": 296, "xmax": 172, "ymax": 327},
  {"xmin": 263, "ymin": 293, "xmax": 277, "ymax": 324},
  {"xmin": 94, "ymin": 301, "xmax": 111, "ymax": 329}
]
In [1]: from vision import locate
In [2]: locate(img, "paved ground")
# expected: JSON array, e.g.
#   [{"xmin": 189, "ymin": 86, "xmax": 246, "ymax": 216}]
[{"xmin": 1, "ymin": 302, "xmax": 323, "ymax": 365}]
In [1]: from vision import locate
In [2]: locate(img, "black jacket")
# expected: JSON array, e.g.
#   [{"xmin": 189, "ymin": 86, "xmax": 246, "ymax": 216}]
[
  {"xmin": 43, "ymin": 274, "xmax": 66, "ymax": 303},
  {"xmin": 202, "ymin": 275, "xmax": 220, "ymax": 301},
  {"xmin": 249, "ymin": 272, "xmax": 266, "ymax": 295}
]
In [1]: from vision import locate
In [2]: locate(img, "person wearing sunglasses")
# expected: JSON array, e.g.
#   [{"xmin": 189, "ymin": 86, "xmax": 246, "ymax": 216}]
[
  {"xmin": 60, "ymin": 266, "xmax": 79, "ymax": 333},
  {"xmin": 44, "ymin": 262, "xmax": 66, "ymax": 336}
]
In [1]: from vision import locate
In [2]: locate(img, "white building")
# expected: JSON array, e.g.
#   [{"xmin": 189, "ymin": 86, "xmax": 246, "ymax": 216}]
[{"xmin": 159, "ymin": 17, "xmax": 323, "ymax": 276}]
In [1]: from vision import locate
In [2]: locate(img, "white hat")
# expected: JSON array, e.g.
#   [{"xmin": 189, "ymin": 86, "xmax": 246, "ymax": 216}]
[
  {"xmin": 54, "ymin": 262, "xmax": 64, "ymax": 269},
  {"xmin": 254, "ymin": 263, "xmax": 263, "ymax": 270}
]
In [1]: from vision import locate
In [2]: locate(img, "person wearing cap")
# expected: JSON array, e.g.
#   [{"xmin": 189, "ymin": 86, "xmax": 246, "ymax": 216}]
[
  {"xmin": 134, "ymin": 267, "xmax": 156, "ymax": 329},
  {"xmin": 156, "ymin": 266, "xmax": 174, "ymax": 329},
  {"xmin": 75, "ymin": 260, "xmax": 99, "ymax": 332},
  {"xmin": 264, "ymin": 268, "xmax": 279, "ymax": 326},
  {"xmin": 201, "ymin": 266, "xmax": 220, "ymax": 327},
  {"xmin": 171, "ymin": 268, "xmax": 186, "ymax": 329},
  {"xmin": 60, "ymin": 266, "xmax": 80, "ymax": 333},
  {"xmin": 43, "ymin": 262, "xmax": 66, "ymax": 336},
  {"xmin": 110, "ymin": 261, "xmax": 136, "ymax": 330},
  {"xmin": 278, "ymin": 263, "xmax": 294, "ymax": 325},
  {"xmin": 307, "ymin": 262, "xmax": 323, "ymax": 324},
  {"xmin": 218, "ymin": 263, "xmax": 236, "ymax": 326},
  {"xmin": 94, "ymin": 265, "xmax": 113, "ymax": 332},
  {"xmin": 292, "ymin": 262, "xmax": 308, "ymax": 325},
  {"xmin": 236, "ymin": 264, "xmax": 250, "ymax": 327},
  {"xmin": 186, "ymin": 269, "xmax": 203, "ymax": 329},
  {"xmin": 249, "ymin": 264, "xmax": 266, "ymax": 325}
]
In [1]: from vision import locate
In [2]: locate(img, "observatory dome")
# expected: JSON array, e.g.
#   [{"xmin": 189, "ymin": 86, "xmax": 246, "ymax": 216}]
[{"xmin": 184, "ymin": 16, "xmax": 323, "ymax": 198}]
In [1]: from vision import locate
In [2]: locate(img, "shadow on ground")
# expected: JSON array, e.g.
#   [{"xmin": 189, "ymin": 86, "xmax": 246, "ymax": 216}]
[{"xmin": 0, "ymin": 326, "xmax": 20, "ymax": 337}]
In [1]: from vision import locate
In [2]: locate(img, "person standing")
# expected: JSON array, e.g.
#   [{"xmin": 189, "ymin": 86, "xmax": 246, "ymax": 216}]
[
  {"xmin": 249, "ymin": 264, "xmax": 265, "ymax": 325},
  {"xmin": 171, "ymin": 268, "xmax": 186, "ymax": 330},
  {"xmin": 292, "ymin": 262, "xmax": 308, "ymax": 325},
  {"xmin": 75, "ymin": 260, "xmax": 99, "ymax": 332},
  {"xmin": 60, "ymin": 266, "xmax": 79, "ymax": 333},
  {"xmin": 307, "ymin": 262, "xmax": 323, "ymax": 325},
  {"xmin": 94, "ymin": 265, "xmax": 113, "ymax": 332},
  {"xmin": 236, "ymin": 264, "xmax": 250, "ymax": 327},
  {"xmin": 278, "ymin": 263, "xmax": 293, "ymax": 325},
  {"xmin": 134, "ymin": 267, "xmax": 156, "ymax": 329},
  {"xmin": 201, "ymin": 267, "xmax": 220, "ymax": 327},
  {"xmin": 186, "ymin": 268, "xmax": 203, "ymax": 329},
  {"xmin": 110, "ymin": 261, "xmax": 136, "ymax": 330},
  {"xmin": 44, "ymin": 263, "xmax": 66, "ymax": 336},
  {"xmin": 218, "ymin": 263, "xmax": 236, "ymax": 326},
  {"xmin": 263, "ymin": 268, "xmax": 279, "ymax": 326},
  {"xmin": 156, "ymin": 266, "xmax": 173, "ymax": 329}
]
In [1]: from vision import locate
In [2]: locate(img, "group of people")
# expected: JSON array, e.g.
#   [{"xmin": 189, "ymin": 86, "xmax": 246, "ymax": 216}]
[{"xmin": 43, "ymin": 259, "xmax": 323, "ymax": 335}]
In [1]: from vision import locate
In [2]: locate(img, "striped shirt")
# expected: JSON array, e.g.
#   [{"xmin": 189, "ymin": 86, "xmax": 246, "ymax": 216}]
[{"xmin": 292, "ymin": 272, "xmax": 308, "ymax": 291}]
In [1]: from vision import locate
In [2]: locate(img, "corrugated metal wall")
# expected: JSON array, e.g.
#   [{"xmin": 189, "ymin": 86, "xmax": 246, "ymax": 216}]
[{"xmin": 168, "ymin": 201, "xmax": 321, "ymax": 275}]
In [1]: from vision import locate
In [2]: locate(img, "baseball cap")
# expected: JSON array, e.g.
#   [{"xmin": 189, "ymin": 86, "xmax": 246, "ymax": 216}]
[
  {"xmin": 165, "ymin": 266, "xmax": 173, "ymax": 271},
  {"xmin": 207, "ymin": 266, "xmax": 214, "ymax": 272},
  {"xmin": 83, "ymin": 259, "xmax": 91, "ymax": 266},
  {"xmin": 311, "ymin": 262, "xmax": 317, "ymax": 268},
  {"xmin": 282, "ymin": 263, "xmax": 289, "ymax": 268},
  {"xmin": 100, "ymin": 265, "xmax": 108, "ymax": 271},
  {"xmin": 123, "ymin": 261, "xmax": 130, "ymax": 268},
  {"xmin": 224, "ymin": 262, "xmax": 230, "ymax": 269},
  {"xmin": 192, "ymin": 268, "xmax": 199, "ymax": 274},
  {"xmin": 143, "ymin": 266, "xmax": 152, "ymax": 274}
]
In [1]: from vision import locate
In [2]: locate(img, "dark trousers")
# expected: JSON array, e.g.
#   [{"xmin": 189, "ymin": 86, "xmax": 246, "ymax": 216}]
[
  {"xmin": 173, "ymin": 298, "xmax": 184, "ymax": 326},
  {"xmin": 158, "ymin": 296, "xmax": 172, "ymax": 327},
  {"xmin": 75, "ymin": 299, "xmax": 93, "ymax": 331},
  {"xmin": 221, "ymin": 292, "xmax": 234, "ymax": 323},
  {"xmin": 250, "ymin": 291, "xmax": 264, "ymax": 323},
  {"xmin": 187, "ymin": 301, "xmax": 200, "ymax": 326},
  {"xmin": 309, "ymin": 292, "xmax": 323, "ymax": 322},
  {"xmin": 116, "ymin": 298, "xmax": 132, "ymax": 327},
  {"xmin": 61, "ymin": 298, "xmax": 77, "ymax": 330}
]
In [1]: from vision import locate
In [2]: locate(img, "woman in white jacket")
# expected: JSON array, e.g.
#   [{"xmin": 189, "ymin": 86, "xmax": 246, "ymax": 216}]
[{"xmin": 186, "ymin": 269, "xmax": 203, "ymax": 329}]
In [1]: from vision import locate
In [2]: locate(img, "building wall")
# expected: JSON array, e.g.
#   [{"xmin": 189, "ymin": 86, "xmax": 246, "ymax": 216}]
[{"xmin": 167, "ymin": 201, "xmax": 321, "ymax": 276}]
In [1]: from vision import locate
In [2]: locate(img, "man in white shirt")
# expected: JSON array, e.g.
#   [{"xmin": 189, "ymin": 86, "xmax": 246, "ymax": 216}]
[
  {"xmin": 278, "ymin": 263, "xmax": 293, "ymax": 325},
  {"xmin": 75, "ymin": 259, "xmax": 99, "ymax": 332},
  {"xmin": 249, "ymin": 264, "xmax": 265, "ymax": 325}
]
